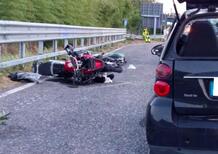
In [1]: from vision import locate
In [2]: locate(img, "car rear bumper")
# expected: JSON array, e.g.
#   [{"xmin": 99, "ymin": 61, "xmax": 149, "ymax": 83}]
[
  {"xmin": 146, "ymin": 97, "xmax": 218, "ymax": 152},
  {"xmin": 149, "ymin": 145, "xmax": 218, "ymax": 154}
]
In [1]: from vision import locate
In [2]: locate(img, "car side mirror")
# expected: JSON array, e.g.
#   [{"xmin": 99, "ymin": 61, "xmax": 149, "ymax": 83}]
[{"xmin": 151, "ymin": 44, "xmax": 164, "ymax": 56}]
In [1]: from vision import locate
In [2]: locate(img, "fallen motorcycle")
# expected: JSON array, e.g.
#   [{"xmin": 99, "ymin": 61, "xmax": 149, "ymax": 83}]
[{"xmin": 33, "ymin": 44, "xmax": 123, "ymax": 84}]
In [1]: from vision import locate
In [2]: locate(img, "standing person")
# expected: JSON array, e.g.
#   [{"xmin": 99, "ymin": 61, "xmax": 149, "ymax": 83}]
[{"xmin": 143, "ymin": 28, "xmax": 151, "ymax": 43}]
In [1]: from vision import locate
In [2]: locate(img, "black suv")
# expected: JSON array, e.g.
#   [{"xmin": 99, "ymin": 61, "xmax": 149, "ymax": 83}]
[{"xmin": 146, "ymin": 0, "xmax": 218, "ymax": 153}]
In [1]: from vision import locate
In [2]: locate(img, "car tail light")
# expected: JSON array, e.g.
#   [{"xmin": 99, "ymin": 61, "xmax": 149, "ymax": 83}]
[
  {"xmin": 154, "ymin": 81, "xmax": 170, "ymax": 97},
  {"xmin": 156, "ymin": 64, "xmax": 172, "ymax": 79}
]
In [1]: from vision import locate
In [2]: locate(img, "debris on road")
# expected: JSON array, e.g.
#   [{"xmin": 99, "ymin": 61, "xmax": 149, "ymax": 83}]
[
  {"xmin": 0, "ymin": 111, "xmax": 10, "ymax": 125},
  {"xmin": 8, "ymin": 72, "xmax": 41, "ymax": 83},
  {"xmin": 128, "ymin": 64, "xmax": 136, "ymax": 70}
]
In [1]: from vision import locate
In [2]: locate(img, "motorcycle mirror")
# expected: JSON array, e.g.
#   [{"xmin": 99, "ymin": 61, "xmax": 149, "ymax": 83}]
[{"xmin": 64, "ymin": 44, "xmax": 74, "ymax": 55}]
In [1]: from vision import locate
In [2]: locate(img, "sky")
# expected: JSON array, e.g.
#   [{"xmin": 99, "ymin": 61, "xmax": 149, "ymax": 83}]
[{"xmin": 157, "ymin": 0, "xmax": 186, "ymax": 14}]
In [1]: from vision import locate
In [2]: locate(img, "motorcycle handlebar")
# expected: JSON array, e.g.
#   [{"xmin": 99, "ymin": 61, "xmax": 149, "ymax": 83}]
[{"xmin": 64, "ymin": 44, "xmax": 75, "ymax": 56}]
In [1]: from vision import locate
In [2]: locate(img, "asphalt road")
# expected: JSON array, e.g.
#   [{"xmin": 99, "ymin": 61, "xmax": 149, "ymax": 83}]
[{"xmin": 0, "ymin": 43, "xmax": 159, "ymax": 154}]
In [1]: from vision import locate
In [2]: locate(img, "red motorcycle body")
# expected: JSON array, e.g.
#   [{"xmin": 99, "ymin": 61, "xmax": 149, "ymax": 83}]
[{"xmin": 64, "ymin": 57, "xmax": 105, "ymax": 75}]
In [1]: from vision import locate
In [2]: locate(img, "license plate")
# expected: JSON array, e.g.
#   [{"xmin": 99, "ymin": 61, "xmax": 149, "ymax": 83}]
[{"xmin": 210, "ymin": 78, "xmax": 218, "ymax": 96}]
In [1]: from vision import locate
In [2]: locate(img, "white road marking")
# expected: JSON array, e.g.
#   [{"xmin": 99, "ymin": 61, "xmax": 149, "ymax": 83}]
[
  {"xmin": 101, "ymin": 82, "xmax": 131, "ymax": 88},
  {"xmin": 83, "ymin": 82, "xmax": 134, "ymax": 89},
  {"xmin": 0, "ymin": 82, "xmax": 36, "ymax": 99}
]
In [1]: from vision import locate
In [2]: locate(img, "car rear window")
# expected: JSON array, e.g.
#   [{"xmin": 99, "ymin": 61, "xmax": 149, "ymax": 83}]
[{"xmin": 177, "ymin": 18, "xmax": 218, "ymax": 57}]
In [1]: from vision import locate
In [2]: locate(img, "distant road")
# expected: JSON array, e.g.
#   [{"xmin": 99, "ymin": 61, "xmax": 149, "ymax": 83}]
[{"xmin": 0, "ymin": 43, "xmax": 159, "ymax": 154}]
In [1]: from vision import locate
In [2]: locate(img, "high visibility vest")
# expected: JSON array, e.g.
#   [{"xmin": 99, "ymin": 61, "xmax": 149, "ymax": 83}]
[{"xmin": 143, "ymin": 29, "xmax": 150, "ymax": 43}]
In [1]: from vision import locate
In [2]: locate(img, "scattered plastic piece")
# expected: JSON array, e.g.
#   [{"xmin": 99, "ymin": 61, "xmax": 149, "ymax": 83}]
[{"xmin": 128, "ymin": 64, "xmax": 136, "ymax": 70}]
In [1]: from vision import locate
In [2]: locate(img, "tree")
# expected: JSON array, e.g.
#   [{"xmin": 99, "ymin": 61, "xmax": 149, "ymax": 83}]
[
  {"xmin": 0, "ymin": 0, "xmax": 145, "ymax": 33},
  {"xmin": 0, "ymin": 0, "xmax": 28, "ymax": 21},
  {"xmin": 32, "ymin": 0, "xmax": 58, "ymax": 23}
]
